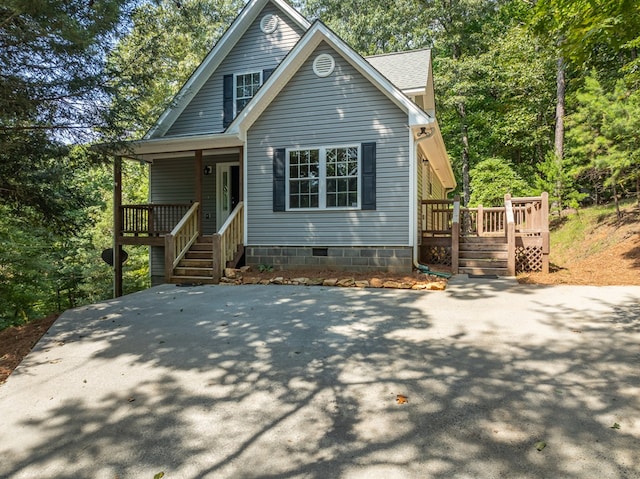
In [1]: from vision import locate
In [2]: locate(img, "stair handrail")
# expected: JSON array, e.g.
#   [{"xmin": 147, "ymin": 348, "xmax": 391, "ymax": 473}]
[
  {"xmin": 164, "ymin": 202, "xmax": 200, "ymax": 280},
  {"xmin": 215, "ymin": 201, "xmax": 244, "ymax": 277},
  {"xmin": 504, "ymin": 194, "xmax": 516, "ymax": 276}
]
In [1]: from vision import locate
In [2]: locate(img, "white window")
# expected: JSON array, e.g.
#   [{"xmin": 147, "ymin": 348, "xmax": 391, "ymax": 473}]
[
  {"xmin": 234, "ymin": 72, "xmax": 262, "ymax": 115},
  {"xmin": 287, "ymin": 146, "xmax": 360, "ymax": 210}
]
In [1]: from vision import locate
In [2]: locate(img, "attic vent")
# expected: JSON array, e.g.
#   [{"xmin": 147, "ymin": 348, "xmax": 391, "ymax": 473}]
[
  {"xmin": 260, "ymin": 14, "xmax": 279, "ymax": 34},
  {"xmin": 313, "ymin": 53, "xmax": 335, "ymax": 78}
]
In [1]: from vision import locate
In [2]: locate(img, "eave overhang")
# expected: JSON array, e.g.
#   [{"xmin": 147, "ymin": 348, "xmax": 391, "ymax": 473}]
[{"xmin": 145, "ymin": 0, "xmax": 311, "ymax": 140}]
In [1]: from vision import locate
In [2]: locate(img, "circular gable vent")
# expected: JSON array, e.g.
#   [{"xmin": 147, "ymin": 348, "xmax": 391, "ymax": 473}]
[
  {"xmin": 260, "ymin": 14, "xmax": 279, "ymax": 34},
  {"xmin": 313, "ymin": 53, "xmax": 335, "ymax": 78}
]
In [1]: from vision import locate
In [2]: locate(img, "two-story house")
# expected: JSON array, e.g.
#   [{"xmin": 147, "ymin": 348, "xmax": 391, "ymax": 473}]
[{"xmin": 112, "ymin": 0, "xmax": 456, "ymax": 291}]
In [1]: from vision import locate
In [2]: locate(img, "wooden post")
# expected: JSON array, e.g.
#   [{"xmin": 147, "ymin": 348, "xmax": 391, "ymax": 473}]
[
  {"xmin": 505, "ymin": 194, "xmax": 516, "ymax": 276},
  {"xmin": 477, "ymin": 204, "xmax": 484, "ymax": 236},
  {"xmin": 113, "ymin": 157, "xmax": 123, "ymax": 298},
  {"xmin": 451, "ymin": 196, "xmax": 460, "ymax": 275},
  {"xmin": 211, "ymin": 233, "xmax": 222, "ymax": 283},
  {"xmin": 195, "ymin": 150, "xmax": 203, "ymax": 237},
  {"xmin": 164, "ymin": 234, "xmax": 175, "ymax": 283},
  {"xmin": 541, "ymin": 192, "xmax": 550, "ymax": 273}
]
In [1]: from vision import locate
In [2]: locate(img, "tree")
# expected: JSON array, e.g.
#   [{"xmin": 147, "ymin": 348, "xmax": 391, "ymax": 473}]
[
  {"xmin": 469, "ymin": 158, "xmax": 533, "ymax": 207},
  {"xmin": 300, "ymin": 0, "xmax": 431, "ymax": 55},
  {"xmin": 0, "ymin": 0, "xmax": 132, "ymax": 225},
  {"xmin": 565, "ymin": 72, "xmax": 640, "ymax": 216},
  {"xmin": 107, "ymin": 0, "xmax": 244, "ymax": 138}
]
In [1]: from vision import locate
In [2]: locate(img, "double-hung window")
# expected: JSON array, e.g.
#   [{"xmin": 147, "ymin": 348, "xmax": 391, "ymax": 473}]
[
  {"xmin": 287, "ymin": 146, "xmax": 360, "ymax": 210},
  {"xmin": 234, "ymin": 72, "xmax": 262, "ymax": 116}
]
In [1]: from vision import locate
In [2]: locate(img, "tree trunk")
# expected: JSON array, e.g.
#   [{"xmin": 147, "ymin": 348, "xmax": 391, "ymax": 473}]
[
  {"xmin": 612, "ymin": 181, "xmax": 621, "ymax": 219},
  {"xmin": 553, "ymin": 55, "xmax": 566, "ymax": 209},
  {"xmin": 458, "ymin": 102, "xmax": 471, "ymax": 207}
]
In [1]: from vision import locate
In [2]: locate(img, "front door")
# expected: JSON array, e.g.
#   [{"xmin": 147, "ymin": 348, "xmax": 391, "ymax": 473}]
[{"xmin": 216, "ymin": 162, "xmax": 240, "ymax": 230}]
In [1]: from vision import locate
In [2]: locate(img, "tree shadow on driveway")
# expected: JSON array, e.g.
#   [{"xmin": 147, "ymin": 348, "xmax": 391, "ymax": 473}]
[{"xmin": 0, "ymin": 284, "xmax": 638, "ymax": 478}]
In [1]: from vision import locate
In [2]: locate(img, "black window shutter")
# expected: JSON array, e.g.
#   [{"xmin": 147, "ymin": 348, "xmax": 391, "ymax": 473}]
[
  {"xmin": 273, "ymin": 148, "xmax": 286, "ymax": 212},
  {"xmin": 263, "ymin": 68, "xmax": 275, "ymax": 83},
  {"xmin": 361, "ymin": 142, "xmax": 376, "ymax": 210},
  {"xmin": 223, "ymin": 74, "xmax": 234, "ymax": 128}
]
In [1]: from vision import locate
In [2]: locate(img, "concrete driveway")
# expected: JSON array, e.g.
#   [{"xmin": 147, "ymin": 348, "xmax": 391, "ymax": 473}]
[{"xmin": 1, "ymin": 278, "xmax": 639, "ymax": 479}]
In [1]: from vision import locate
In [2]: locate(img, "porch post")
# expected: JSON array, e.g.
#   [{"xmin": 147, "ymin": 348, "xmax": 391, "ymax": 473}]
[
  {"xmin": 451, "ymin": 196, "xmax": 460, "ymax": 275},
  {"xmin": 113, "ymin": 156, "xmax": 123, "ymax": 298},
  {"xmin": 195, "ymin": 150, "xmax": 203, "ymax": 236},
  {"xmin": 238, "ymin": 145, "xmax": 244, "ymax": 201}
]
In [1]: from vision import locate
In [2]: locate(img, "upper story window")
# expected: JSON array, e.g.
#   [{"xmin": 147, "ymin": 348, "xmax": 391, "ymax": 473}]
[
  {"xmin": 287, "ymin": 145, "xmax": 360, "ymax": 210},
  {"xmin": 234, "ymin": 72, "xmax": 262, "ymax": 116}
]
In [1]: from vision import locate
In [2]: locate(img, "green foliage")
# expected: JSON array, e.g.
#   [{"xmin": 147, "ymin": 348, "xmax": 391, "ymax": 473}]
[
  {"xmin": 301, "ymin": 0, "xmax": 431, "ymax": 55},
  {"xmin": 565, "ymin": 72, "xmax": 640, "ymax": 206},
  {"xmin": 0, "ymin": 149, "xmax": 150, "ymax": 329},
  {"xmin": 107, "ymin": 0, "xmax": 243, "ymax": 137},
  {"xmin": 0, "ymin": 0, "xmax": 133, "ymax": 213},
  {"xmin": 534, "ymin": 0, "xmax": 640, "ymax": 77},
  {"xmin": 469, "ymin": 158, "xmax": 534, "ymax": 207}
]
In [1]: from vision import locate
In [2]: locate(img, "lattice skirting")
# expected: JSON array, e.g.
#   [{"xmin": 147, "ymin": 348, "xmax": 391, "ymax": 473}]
[
  {"xmin": 421, "ymin": 245, "xmax": 452, "ymax": 266},
  {"xmin": 516, "ymin": 245, "xmax": 543, "ymax": 272}
]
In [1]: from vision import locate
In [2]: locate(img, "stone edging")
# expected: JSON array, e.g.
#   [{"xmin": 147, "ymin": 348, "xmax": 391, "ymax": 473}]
[{"xmin": 221, "ymin": 267, "xmax": 447, "ymax": 291}]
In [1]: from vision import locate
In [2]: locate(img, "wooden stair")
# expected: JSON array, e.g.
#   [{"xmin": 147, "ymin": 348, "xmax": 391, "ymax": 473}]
[
  {"xmin": 169, "ymin": 237, "xmax": 217, "ymax": 284},
  {"xmin": 458, "ymin": 236, "xmax": 510, "ymax": 276}
]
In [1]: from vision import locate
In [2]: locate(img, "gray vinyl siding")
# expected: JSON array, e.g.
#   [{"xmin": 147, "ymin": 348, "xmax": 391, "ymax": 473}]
[
  {"xmin": 148, "ymin": 153, "xmax": 239, "ymax": 276},
  {"xmin": 246, "ymin": 42, "xmax": 411, "ymax": 247},
  {"xmin": 149, "ymin": 157, "xmax": 195, "ymax": 278},
  {"xmin": 165, "ymin": 2, "xmax": 305, "ymax": 137}
]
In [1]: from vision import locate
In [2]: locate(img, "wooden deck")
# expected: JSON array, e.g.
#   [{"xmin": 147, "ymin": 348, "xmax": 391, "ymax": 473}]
[{"xmin": 420, "ymin": 193, "xmax": 550, "ymax": 275}]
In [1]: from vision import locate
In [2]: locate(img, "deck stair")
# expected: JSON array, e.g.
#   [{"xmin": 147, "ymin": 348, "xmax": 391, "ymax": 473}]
[
  {"xmin": 458, "ymin": 236, "xmax": 509, "ymax": 276},
  {"xmin": 169, "ymin": 237, "xmax": 217, "ymax": 284}
]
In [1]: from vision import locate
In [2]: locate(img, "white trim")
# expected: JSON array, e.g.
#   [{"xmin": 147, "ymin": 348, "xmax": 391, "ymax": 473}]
[
  {"xmin": 145, "ymin": 0, "xmax": 310, "ymax": 139},
  {"xmin": 216, "ymin": 162, "xmax": 239, "ymax": 230},
  {"xmin": 233, "ymin": 71, "xmax": 263, "ymax": 117},
  {"xmin": 124, "ymin": 132, "xmax": 243, "ymax": 158},
  {"xmin": 228, "ymin": 22, "xmax": 434, "ymax": 136},
  {"xmin": 243, "ymin": 145, "xmax": 249, "ymax": 245},
  {"xmin": 285, "ymin": 144, "xmax": 361, "ymax": 211},
  {"xmin": 313, "ymin": 53, "xmax": 335, "ymax": 77},
  {"xmin": 409, "ymin": 129, "xmax": 417, "ymax": 261},
  {"xmin": 260, "ymin": 13, "xmax": 279, "ymax": 34}
]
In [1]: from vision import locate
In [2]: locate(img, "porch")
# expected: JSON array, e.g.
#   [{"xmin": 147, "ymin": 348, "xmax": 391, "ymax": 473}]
[
  {"xmin": 115, "ymin": 201, "xmax": 244, "ymax": 288},
  {"xmin": 420, "ymin": 193, "xmax": 550, "ymax": 276},
  {"xmin": 112, "ymin": 144, "xmax": 244, "ymax": 296}
]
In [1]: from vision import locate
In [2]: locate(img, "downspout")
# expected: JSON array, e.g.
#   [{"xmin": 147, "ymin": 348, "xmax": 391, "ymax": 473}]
[{"xmin": 413, "ymin": 126, "xmax": 436, "ymax": 270}]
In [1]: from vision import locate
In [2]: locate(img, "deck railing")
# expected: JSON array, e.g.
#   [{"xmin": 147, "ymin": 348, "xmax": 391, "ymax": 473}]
[
  {"xmin": 421, "ymin": 199, "xmax": 454, "ymax": 235},
  {"xmin": 121, "ymin": 204, "xmax": 192, "ymax": 236},
  {"xmin": 420, "ymin": 192, "xmax": 549, "ymax": 274},
  {"xmin": 164, "ymin": 202, "xmax": 200, "ymax": 279},
  {"xmin": 213, "ymin": 202, "xmax": 244, "ymax": 278}
]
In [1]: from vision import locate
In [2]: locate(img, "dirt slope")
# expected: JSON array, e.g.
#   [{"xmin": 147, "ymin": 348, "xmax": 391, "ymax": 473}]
[{"xmin": 519, "ymin": 203, "xmax": 639, "ymax": 285}]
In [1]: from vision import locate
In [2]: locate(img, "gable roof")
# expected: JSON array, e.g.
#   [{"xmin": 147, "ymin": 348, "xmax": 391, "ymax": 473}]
[
  {"xmin": 365, "ymin": 49, "xmax": 431, "ymax": 92},
  {"xmin": 228, "ymin": 21, "xmax": 434, "ymax": 135},
  {"xmin": 145, "ymin": 0, "xmax": 310, "ymax": 139},
  {"xmin": 227, "ymin": 20, "xmax": 454, "ymax": 188}
]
